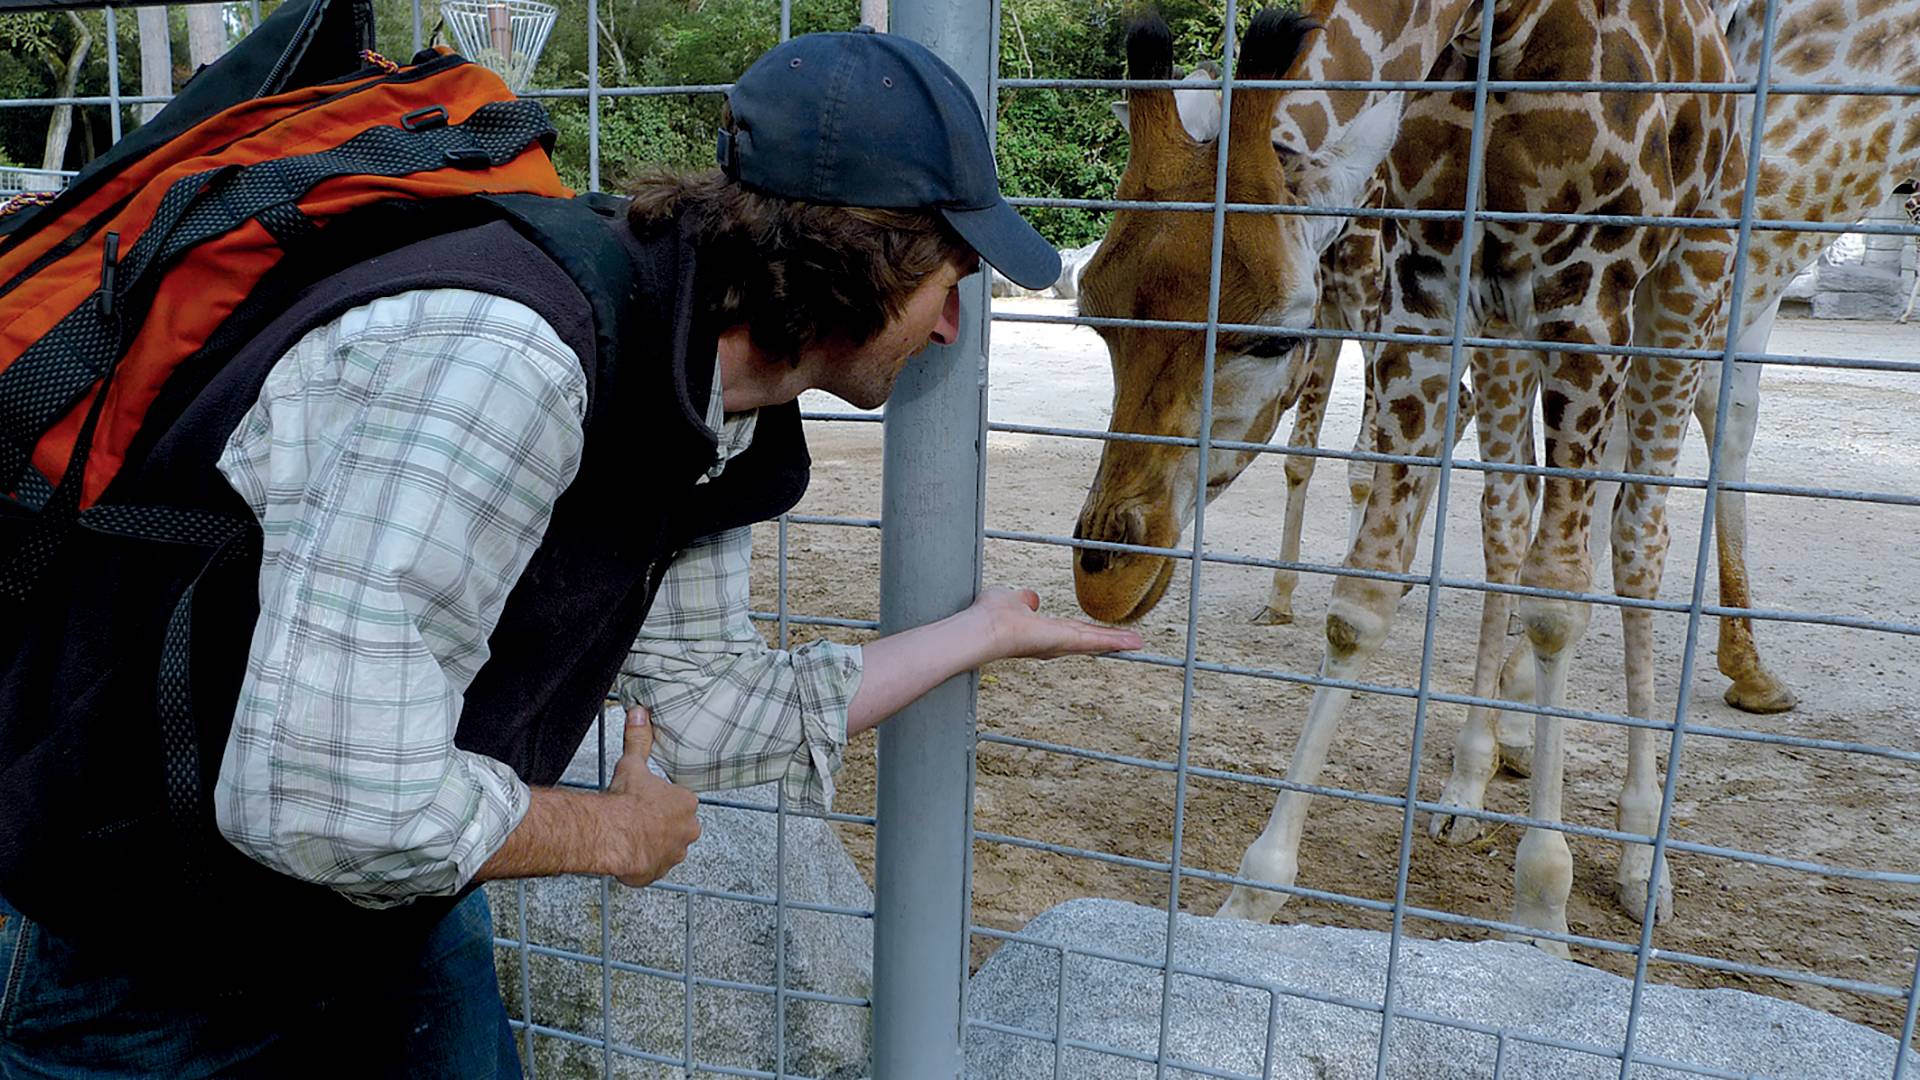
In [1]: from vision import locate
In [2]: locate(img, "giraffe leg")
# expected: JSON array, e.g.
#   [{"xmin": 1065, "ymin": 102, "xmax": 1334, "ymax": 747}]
[
  {"xmin": 1220, "ymin": 322, "xmax": 1458, "ymax": 922},
  {"xmin": 1346, "ymin": 357, "xmax": 1380, "ymax": 552},
  {"xmin": 1402, "ymin": 379, "xmax": 1476, "ymax": 580},
  {"xmin": 1607, "ymin": 350, "xmax": 1704, "ymax": 926},
  {"xmin": 1511, "ymin": 608, "xmax": 1581, "ymax": 958},
  {"xmin": 1433, "ymin": 348, "xmax": 1537, "ymax": 844},
  {"xmin": 1509, "ymin": 326, "xmax": 1630, "ymax": 958},
  {"xmin": 1493, "ymin": 634, "xmax": 1536, "ymax": 775},
  {"xmin": 1694, "ymin": 320, "xmax": 1796, "ymax": 713},
  {"xmin": 1491, "ymin": 404, "xmax": 1541, "ymax": 777},
  {"xmin": 1258, "ymin": 335, "xmax": 1339, "ymax": 625}
]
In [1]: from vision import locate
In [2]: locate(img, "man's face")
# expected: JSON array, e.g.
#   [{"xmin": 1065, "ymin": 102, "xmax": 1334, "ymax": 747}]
[{"xmin": 812, "ymin": 255, "xmax": 980, "ymax": 410}]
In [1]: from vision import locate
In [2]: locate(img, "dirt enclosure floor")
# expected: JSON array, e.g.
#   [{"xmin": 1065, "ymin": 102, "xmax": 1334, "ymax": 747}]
[{"xmin": 753, "ymin": 301, "xmax": 1920, "ymax": 1038}]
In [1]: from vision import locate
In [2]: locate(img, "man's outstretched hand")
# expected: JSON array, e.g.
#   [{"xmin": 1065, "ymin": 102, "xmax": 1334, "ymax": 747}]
[
  {"xmin": 847, "ymin": 586, "xmax": 1143, "ymax": 735},
  {"xmin": 969, "ymin": 586, "xmax": 1143, "ymax": 661}
]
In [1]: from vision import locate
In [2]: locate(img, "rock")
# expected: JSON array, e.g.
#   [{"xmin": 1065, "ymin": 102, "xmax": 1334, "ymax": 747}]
[
  {"xmin": 992, "ymin": 266, "xmax": 1047, "ymax": 299},
  {"xmin": 992, "ymin": 241, "xmax": 1104, "ymax": 300},
  {"xmin": 965, "ymin": 898, "xmax": 1915, "ymax": 1080},
  {"xmin": 1051, "ymin": 241, "xmax": 1102, "ymax": 301},
  {"xmin": 489, "ymin": 714, "xmax": 874, "ymax": 1079},
  {"xmin": 1782, "ymin": 263, "xmax": 1819, "ymax": 301},
  {"xmin": 1812, "ymin": 289, "xmax": 1906, "ymax": 320},
  {"xmin": 1825, "ymin": 232, "xmax": 1868, "ymax": 266},
  {"xmin": 1814, "ymin": 261, "xmax": 1903, "ymax": 294}
]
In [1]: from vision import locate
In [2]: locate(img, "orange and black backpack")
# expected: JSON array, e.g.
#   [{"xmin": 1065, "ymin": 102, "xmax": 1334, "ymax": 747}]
[
  {"xmin": 0, "ymin": 0, "xmax": 569, "ymax": 516},
  {"xmin": 0, "ymin": 0, "xmax": 602, "ymax": 952}
]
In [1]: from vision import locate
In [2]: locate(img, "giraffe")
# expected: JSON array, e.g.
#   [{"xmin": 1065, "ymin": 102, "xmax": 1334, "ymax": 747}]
[
  {"xmin": 1106, "ymin": 67, "xmax": 1398, "ymax": 628},
  {"xmin": 1073, "ymin": 14, "xmax": 1413, "ymax": 628},
  {"xmin": 1243, "ymin": 183, "xmax": 1481, "ymax": 626},
  {"xmin": 1076, "ymin": 0, "xmax": 1749, "ymax": 953},
  {"xmin": 1446, "ymin": 0, "xmax": 1920, "ymax": 851},
  {"xmin": 1256, "ymin": 188, "xmax": 1397, "ymax": 626}
]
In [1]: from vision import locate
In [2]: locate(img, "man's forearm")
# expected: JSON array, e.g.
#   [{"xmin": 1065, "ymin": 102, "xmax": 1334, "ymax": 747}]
[
  {"xmin": 846, "ymin": 608, "xmax": 995, "ymax": 736},
  {"xmin": 474, "ymin": 711, "xmax": 703, "ymax": 888},
  {"xmin": 474, "ymin": 787, "xmax": 620, "ymax": 882},
  {"xmin": 846, "ymin": 588, "xmax": 1142, "ymax": 737}
]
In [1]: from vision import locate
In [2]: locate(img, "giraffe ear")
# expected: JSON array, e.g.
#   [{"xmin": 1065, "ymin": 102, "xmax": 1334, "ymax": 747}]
[
  {"xmin": 1294, "ymin": 93, "xmax": 1403, "ymax": 252},
  {"xmin": 1174, "ymin": 68, "xmax": 1223, "ymax": 142},
  {"xmin": 1113, "ymin": 69, "xmax": 1224, "ymax": 142}
]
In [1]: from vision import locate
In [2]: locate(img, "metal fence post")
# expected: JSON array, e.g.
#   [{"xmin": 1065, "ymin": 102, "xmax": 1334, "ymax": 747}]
[{"xmin": 874, "ymin": 3, "xmax": 994, "ymax": 1077}]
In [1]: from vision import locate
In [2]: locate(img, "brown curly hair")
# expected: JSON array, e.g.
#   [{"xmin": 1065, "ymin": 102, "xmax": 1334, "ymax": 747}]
[{"xmin": 624, "ymin": 166, "xmax": 974, "ymax": 364}]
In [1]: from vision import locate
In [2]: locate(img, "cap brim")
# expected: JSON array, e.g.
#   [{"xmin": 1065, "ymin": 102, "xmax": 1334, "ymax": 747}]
[{"xmin": 941, "ymin": 198, "xmax": 1060, "ymax": 290}]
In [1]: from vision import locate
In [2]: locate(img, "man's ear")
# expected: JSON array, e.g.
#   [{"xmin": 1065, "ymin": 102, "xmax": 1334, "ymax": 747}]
[{"xmin": 1290, "ymin": 93, "xmax": 1403, "ymax": 253}]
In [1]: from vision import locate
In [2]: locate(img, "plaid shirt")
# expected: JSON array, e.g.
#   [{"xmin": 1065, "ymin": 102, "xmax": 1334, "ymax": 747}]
[{"xmin": 213, "ymin": 288, "xmax": 859, "ymax": 908}]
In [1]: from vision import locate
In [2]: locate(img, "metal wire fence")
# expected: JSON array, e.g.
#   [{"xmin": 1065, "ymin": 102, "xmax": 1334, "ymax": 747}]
[{"xmin": 8, "ymin": 0, "xmax": 1919, "ymax": 1075}]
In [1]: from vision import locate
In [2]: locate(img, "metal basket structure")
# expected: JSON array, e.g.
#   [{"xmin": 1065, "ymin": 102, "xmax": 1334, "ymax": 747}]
[{"xmin": 440, "ymin": 0, "xmax": 557, "ymax": 92}]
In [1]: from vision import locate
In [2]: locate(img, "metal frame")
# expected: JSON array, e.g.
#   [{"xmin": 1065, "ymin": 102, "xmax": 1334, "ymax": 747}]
[{"xmin": 13, "ymin": 0, "xmax": 1916, "ymax": 1076}]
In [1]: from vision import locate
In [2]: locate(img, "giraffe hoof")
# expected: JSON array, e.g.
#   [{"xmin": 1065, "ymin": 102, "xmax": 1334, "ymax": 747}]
[
  {"xmin": 1615, "ymin": 874, "xmax": 1675, "ymax": 926},
  {"xmin": 1252, "ymin": 604, "xmax": 1295, "ymax": 626},
  {"xmin": 1496, "ymin": 739, "xmax": 1534, "ymax": 777},
  {"xmin": 1507, "ymin": 931, "xmax": 1572, "ymax": 961},
  {"xmin": 1507, "ymin": 903, "xmax": 1572, "ymax": 959},
  {"xmin": 1216, "ymin": 885, "xmax": 1289, "ymax": 923},
  {"xmin": 1428, "ymin": 808, "xmax": 1485, "ymax": 845},
  {"xmin": 1724, "ymin": 675, "xmax": 1797, "ymax": 714}
]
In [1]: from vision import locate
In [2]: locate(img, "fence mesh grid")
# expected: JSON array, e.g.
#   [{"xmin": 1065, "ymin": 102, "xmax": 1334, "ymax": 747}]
[{"xmin": 6, "ymin": 0, "xmax": 1917, "ymax": 1075}]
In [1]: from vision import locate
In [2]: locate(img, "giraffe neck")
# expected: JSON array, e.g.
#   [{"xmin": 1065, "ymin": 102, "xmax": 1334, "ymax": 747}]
[{"xmin": 1282, "ymin": 0, "xmax": 1478, "ymax": 152}]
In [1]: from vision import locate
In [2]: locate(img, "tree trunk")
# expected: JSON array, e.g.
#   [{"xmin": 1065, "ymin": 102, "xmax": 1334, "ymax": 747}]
[
  {"xmin": 185, "ymin": 3, "xmax": 226, "ymax": 70},
  {"xmin": 137, "ymin": 6, "xmax": 170, "ymax": 124},
  {"xmin": 860, "ymin": 0, "xmax": 887, "ymax": 31},
  {"xmin": 41, "ymin": 13, "xmax": 94, "ymax": 172}
]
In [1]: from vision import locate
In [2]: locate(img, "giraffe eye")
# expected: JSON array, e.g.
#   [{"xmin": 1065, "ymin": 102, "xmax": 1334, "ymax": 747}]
[
  {"xmin": 1272, "ymin": 139, "xmax": 1304, "ymax": 160},
  {"xmin": 1239, "ymin": 334, "xmax": 1300, "ymax": 359}
]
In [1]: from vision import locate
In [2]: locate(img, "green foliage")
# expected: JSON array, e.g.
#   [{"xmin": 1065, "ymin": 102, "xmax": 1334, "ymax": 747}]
[
  {"xmin": 0, "ymin": 8, "xmax": 140, "ymax": 171},
  {"xmin": 996, "ymin": 89, "xmax": 1122, "ymax": 250},
  {"xmin": 992, "ymin": 0, "xmax": 1277, "ymax": 248},
  {"xmin": 522, "ymin": 0, "xmax": 858, "ymax": 189}
]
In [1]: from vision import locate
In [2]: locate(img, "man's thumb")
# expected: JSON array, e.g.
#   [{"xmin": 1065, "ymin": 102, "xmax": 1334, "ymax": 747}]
[{"xmin": 623, "ymin": 705, "xmax": 654, "ymax": 761}]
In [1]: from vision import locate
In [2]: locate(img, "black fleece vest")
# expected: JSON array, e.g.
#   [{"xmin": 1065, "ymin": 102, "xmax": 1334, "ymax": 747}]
[{"xmin": 0, "ymin": 194, "xmax": 809, "ymax": 967}]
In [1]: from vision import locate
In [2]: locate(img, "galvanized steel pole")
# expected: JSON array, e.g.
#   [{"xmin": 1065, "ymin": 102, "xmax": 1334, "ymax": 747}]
[{"xmin": 874, "ymin": 2, "xmax": 993, "ymax": 1076}]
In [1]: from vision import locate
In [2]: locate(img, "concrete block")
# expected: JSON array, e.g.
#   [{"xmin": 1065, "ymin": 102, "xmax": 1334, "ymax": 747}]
[
  {"xmin": 489, "ymin": 716, "xmax": 874, "ymax": 1079},
  {"xmin": 965, "ymin": 898, "xmax": 1916, "ymax": 1080}
]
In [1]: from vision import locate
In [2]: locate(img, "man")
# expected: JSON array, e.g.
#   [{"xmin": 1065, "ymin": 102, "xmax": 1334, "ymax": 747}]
[{"xmin": 0, "ymin": 26, "xmax": 1138, "ymax": 1080}]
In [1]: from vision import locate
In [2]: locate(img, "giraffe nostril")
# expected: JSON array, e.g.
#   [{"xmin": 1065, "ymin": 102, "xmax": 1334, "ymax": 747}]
[{"xmin": 1080, "ymin": 548, "xmax": 1111, "ymax": 575}]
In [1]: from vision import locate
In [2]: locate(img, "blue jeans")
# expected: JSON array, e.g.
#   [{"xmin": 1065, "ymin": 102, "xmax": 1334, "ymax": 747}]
[{"xmin": 0, "ymin": 890, "xmax": 521, "ymax": 1079}]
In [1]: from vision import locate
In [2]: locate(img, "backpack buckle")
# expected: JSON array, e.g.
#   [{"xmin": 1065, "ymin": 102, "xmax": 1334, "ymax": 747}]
[
  {"xmin": 96, "ymin": 231, "xmax": 120, "ymax": 321},
  {"xmin": 443, "ymin": 147, "xmax": 492, "ymax": 169},
  {"xmin": 401, "ymin": 105, "xmax": 448, "ymax": 132}
]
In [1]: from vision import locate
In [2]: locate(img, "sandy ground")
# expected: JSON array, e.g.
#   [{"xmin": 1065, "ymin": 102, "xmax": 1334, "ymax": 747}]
[{"xmin": 751, "ymin": 300, "xmax": 1920, "ymax": 1037}]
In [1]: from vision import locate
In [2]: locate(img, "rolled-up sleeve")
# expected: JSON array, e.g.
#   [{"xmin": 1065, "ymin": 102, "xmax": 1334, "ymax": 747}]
[
  {"xmin": 614, "ymin": 527, "xmax": 862, "ymax": 813},
  {"xmin": 212, "ymin": 289, "xmax": 587, "ymax": 908}
]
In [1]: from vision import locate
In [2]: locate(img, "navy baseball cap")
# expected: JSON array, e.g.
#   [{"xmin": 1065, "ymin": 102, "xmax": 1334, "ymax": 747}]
[{"xmin": 717, "ymin": 27, "xmax": 1061, "ymax": 290}]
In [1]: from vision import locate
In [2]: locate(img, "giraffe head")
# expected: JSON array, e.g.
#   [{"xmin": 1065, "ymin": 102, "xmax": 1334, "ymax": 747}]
[{"xmin": 1070, "ymin": 8, "xmax": 1399, "ymax": 623}]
